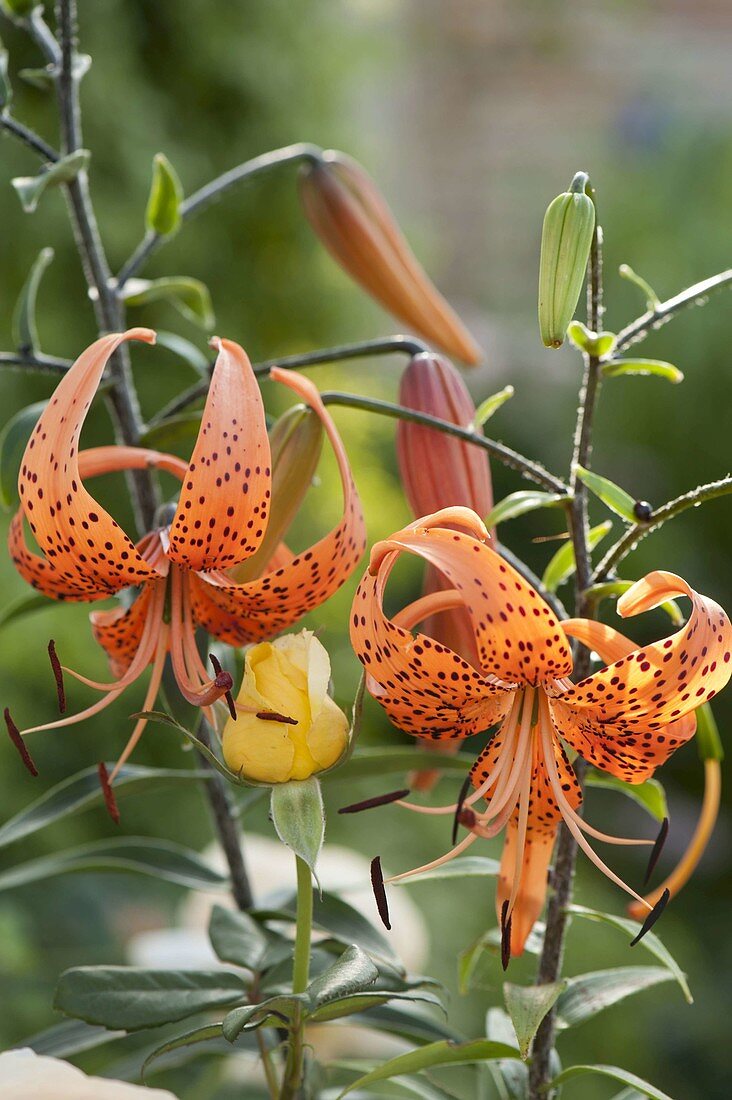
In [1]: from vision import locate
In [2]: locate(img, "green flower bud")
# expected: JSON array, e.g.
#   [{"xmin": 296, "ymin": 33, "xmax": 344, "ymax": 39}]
[{"xmin": 538, "ymin": 172, "xmax": 596, "ymax": 349}]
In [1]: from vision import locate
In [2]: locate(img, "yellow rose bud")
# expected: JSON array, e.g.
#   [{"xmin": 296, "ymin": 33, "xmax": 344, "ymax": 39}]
[{"xmin": 222, "ymin": 631, "xmax": 349, "ymax": 783}]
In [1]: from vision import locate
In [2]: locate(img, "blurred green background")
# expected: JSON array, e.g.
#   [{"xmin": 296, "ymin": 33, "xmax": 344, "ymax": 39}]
[{"xmin": 0, "ymin": 1, "xmax": 730, "ymax": 1097}]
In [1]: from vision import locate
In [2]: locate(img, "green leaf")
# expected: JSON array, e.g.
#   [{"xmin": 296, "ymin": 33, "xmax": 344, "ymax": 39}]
[
  {"xmin": 555, "ymin": 967, "xmax": 676, "ymax": 1030},
  {"xmin": 602, "ymin": 359, "xmax": 683, "ymax": 384},
  {"xmin": 0, "ymin": 837, "xmax": 228, "ymax": 893},
  {"xmin": 0, "ymin": 590, "xmax": 50, "ymax": 630},
  {"xmin": 485, "ymin": 1008, "xmax": 528, "ymax": 1100},
  {"xmin": 567, "ymin": 321, "xmax": 617, "ymax": 357},
  {"xmin": 347, "ymin": 1002, "xmax": 461, "ymax": 1045},
  {"xmin": 473, "ymin": 386, "xmax": 514, "ymax": 426},
  {"xmin": 0, "ymin": 763, "xmax": 206, "ymax": 849},
  {"xmin": 121, "ymin": 276, "xmax": 215, "ymax": 330},
  {"xmin": 208, "ymin": 905, "xmax": 269, "ymax": 971},
  {"xmin": 484, "ymin": 491, "xmax": 568, "ymax": 529},
  {"xmin": 585, "ymin": 770, "xmax": 667, "ymax": 823},
  {"xmin": 308, "ymin": 988, "xmax": 443, "ymax": 1024},
  {"xmin": 333, "ymin": 747, "xmax": 472, "ymax": 782},
  {"xmin": 140, "ymin": 413, "xmax": 202, "ymax": 451},
  {"xmin": 542, "ymin": 520, "xmax": 612, "ymax": 592},
  {"xmin": 574, "ymin": 465, "xmax": 637, "ymax": 522},
  {"xmin": 568, "ymin": 905, "xmax": 692, "ymax": 1004},
  {"xmin": 337, "ymin": 1039, "xmax": 521, "ymax": 1096},
  {"xmin": 155, "ymin": 330, "xmax": 210, "ymax": 376},
  {"xmin": 145, "ymin": 152, "xmax": 183, "ymax": 236},
  {"xmin": 141, "ymin": 1024, "xmax": 224, "ymax": 1080},
  {"xmin": 23, "ymin": 1018, "xmax": 124, "ymax": 1058},
  {"xmin": 394, "ymin": 856, "xmax": 500, "ymax": 886},
  {"xmin": 55, "ymin": 967, "xmax": 248, "ymax": 1030},
  {"xmin": 695, "ymin": 702, "xmax": 723, "ymax": 762},
  {"xmin": 582, "ymin": 581, "xmax": 684, "ymax": 626},
  {"xmin": 12, "ymin": 149, "xmax": 90, "ymax": 213},
  {"xmin": 503, "ymin": 981, "xmax": 566, "ymax": 1059},
  {"xmin": 19, "ymin": 53, "xmax": 90, "ymax": 93},
  {"xmin": 618, "ymin": 264, "xmax": 661, "ymax": 310},
  {"xmin": 12, "ymin": 246, "xmax": 54, "ymax": 352},
  {"xmin": 270, "ymin": 776, "xmax": 324, "ymax": 876},
  {"xmin": 0, "ymin": 44, "xmax": 11, "ymax": 109},
  {"xmin": 549, "ymin": 1064, "xmax": 675, "ymax": 1100},
  {"xmin": 307, "ymin": 945, "xmax": 378, "ymax": 1009},
  {"xmin": 0, "ymin": 399, "xmax": 46, "ymax": 508},
  {"xmin": 223, "ymin": 994, "xmax": 302, "ymax": 1041},
  {"xmin": 136, "ymin": 710, "xmax": 250, "ymax": 785}
]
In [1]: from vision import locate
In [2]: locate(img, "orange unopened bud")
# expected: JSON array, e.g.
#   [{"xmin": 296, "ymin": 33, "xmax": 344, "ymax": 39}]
[
  {"xmin": 299, "ymin": 152, "xmax": 481, "ymax": 365},
  {"xmin": 397, "ymin": 353, "xmax": 494, "ymax": 788}
]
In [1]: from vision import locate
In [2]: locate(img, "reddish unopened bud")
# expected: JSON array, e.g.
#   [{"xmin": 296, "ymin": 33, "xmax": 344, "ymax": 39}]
[
  {"xmin": 299, "ymin": 152, "xmax": 481, "ymax": 365},
  {"xmin": 399, "ymin": 353, "xmax": 494, "ymax": 788}
]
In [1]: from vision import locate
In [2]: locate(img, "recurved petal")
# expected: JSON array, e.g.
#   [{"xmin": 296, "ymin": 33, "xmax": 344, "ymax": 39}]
[
  {"xmin": 17, "ymin": 330, "xmax": 161, "ymax": 596},
  {"xmin": 90, "ymin": 585, "xmax": 156, "ymax": 678},
  {"xmin": 351, "ymin": 552, "xmax": 512, "ymax": 740},
  {"xmin": 167, "ymin": 338, "xmax": 271, "ymax": 571},
  {"xmin": 560, "ymin": 571, "xmax": 732, "ymax": 734},
  {"xmin": 189, "ymin": 369, "xmax": 365, "ymax": 644},
  {"xmin": 371, "ymin": 519, "xmax": 573, "ymax": 685}
]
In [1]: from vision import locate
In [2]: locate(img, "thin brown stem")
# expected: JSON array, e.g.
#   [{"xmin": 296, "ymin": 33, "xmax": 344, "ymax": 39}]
[
  {"xmin": 613, "ymin": 268, "xmax": 732, "ymax": 354},
  {"xmin": 196, "ymin": 721, "xmax": 253, "ymax": 911},
  {"xmin": 0, "ymin": 114, "xmax": 60, "ymax": 162}
]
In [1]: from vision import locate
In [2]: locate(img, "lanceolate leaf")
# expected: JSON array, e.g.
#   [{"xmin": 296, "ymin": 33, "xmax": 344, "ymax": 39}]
[
  {"xmin": 307, "ymin": 945, "xmax": 378, "ymax": 1008},
  {"xmin": 332, "ymin": 746, "xmax": 472, "ymax": 782},
  {"xmin": 602, "ymin": 358, "xmax": 683, "ymax": 384},
  {"xmin": 155, "ymin": 330, "xmax": 210, "ymax": 375},
  {"xmin": 55, "ymin": 967, "xmax": 248, "ymax": 1030},
  {"xmin": 121, "ymin": 276, "xmax": 215, "ymax": 330},
  {"xmin": 347, "ymin": 1002, "xmax": 461, "ymax": 1045},
  {"xmin": 308, "ymin": 988, "xmax": 443, "ymax": 1024},
  {"xmin": 393, "ymin": 856, "xmax": 500, "ymax": 886},
  {"xmin": 503, "ymin": 981, "xmax": 566, "ymax": 1059},
  {"xmin": 12, "ymin": 150, "xmax": 91, "ymax": 213},
  {"xmin": 585, "ymin": 770, "xmax": 668, "ymax": 823},
  {"xmin": 555, "ymin": 966, "xmax": 676, "ymax": 1030},
  {"xmin": 0, "ymin": 400, "xmax": 47, "ymax": 508},
  {"xmin": 574, "ymin": 465, "xmax": 637, "ymax": 522},
  {"xmin": 0, "ymin": 763, "xmax": 206, "ymax": 849},
  {"xmin": 0, "ymin": 591, "xmax": 51, "ymax": 630},
  {"xmin": 145, "ymin": 152, "xmax": 183, "ymax": 236},
  {"xmin": 0, "ymin": 837, "xmax": 228, "ymax": 894},
  {"xmin": 208, "ymin": 905, "xmax": 269, "ymax": 971},
  {"xmin": 337, "ymin": 1039, "xmax": 521, "ymax": 1096},
  {"xmin": 568, "ymin": 905, "xmax": 692, "ymax": 1004},
  {"xmin": 140, "ymin": 413, "xmax": 203, "ymax": 451},
  {"xmin": 548, "ymin": 1064, "xmax": 674, "ymax": 1100},
  {"xmin": 485, "ymin": 1008, "xmax": 528, "ymax": 1100},
  {"xmin": 141, "ymin": 1024, "xmax": 224, "ymax": 1080},
  {"xmin": 12, "ymin": 247, "xmax": 54, "ymax": 352},
  {"xmin": 270, "ymin": 777, "xmax": 325, "ymax": 875},
  {"xmin": 473, "ymin": 385, "xmax": 514, "ymax": 426},
  {"xmin": 483, "ymin": 491, "xmax": 568, "ymax": 529},
  {"xmin": 24, "ymin": 1018, "xmax": 124, "ymax": 1058},
  {"xmin": 542, "ymin": 520, "xmax": 612, "ymax": 592}
]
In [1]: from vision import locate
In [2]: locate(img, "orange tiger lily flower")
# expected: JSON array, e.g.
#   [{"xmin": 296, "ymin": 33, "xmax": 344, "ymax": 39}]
[
  {"xmin": 349, "ymin": 507, "xmax": 732, "ymax": 959},
  {"xmin": 6, "ymin": 329, "xmax": 365, "ymax": 780}
]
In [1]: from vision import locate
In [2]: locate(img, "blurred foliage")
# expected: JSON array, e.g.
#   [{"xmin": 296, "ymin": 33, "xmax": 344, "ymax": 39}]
[{"xmin": 0, "ymin": 2, "xmax": 731, "ymax": 1098}]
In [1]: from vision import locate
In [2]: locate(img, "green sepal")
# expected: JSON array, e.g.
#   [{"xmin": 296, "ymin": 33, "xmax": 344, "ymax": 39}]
[
  {"xmin": 12, "ymin": 149, "xmax": 90, "ymax": 213},
  {"xmin": 270, "ymin": 776, "xmax": 324, "ymax": 877},
  {"xmin": 145, "ymin": 152, "xmax": 183, "ymax": 237}
]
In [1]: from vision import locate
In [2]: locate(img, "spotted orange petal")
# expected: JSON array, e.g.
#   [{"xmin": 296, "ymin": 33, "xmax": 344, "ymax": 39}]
[
  {"xmin": 370, "ymin": 517, "xmax": 573, "ymax": 685},
  {"xmin": 189, "ymin": 368, "xmax": 365, "ymax": 644},
  {"xmin": 90, "ymin": 584, "xmax": 156, "ymax": 677},
  {"xmin": 167, "ymin": 337, "xmax": 271, "ymax": 572},
  {"xmin": 352, "ymin": 552, "xmax": 512, "ymax": 740},
  {"xmin": 15, "ymin": 331, "xmax": 163, "ymax": 598}
]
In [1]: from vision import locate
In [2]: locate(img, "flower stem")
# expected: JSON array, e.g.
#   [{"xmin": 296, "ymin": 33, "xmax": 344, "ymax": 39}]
[{"xmin": 279, "ymin": 855, "xmax": 313, "ymax": 1100}]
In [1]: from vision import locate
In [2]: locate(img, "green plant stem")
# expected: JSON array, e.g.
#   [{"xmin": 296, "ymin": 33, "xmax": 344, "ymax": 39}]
[
  {"xmin": 613, "ymin": 268, "xmax": 732, "ymax": 353},
  {"xmin": 593, "ymin": 473, "xmax": 732, "ymax": 581},
  {"xmin": 279, "ymin": 854, "xmax": 313, "ymax": 1100},
  {"xmin": 0, "ymin": 114, "xmax": 60, "ymax": 162},
  {"xmin": 116, "ymin": 142, "xmax": 324, "ymax": 287},
  {"xmin": 528, "ymin": 212, "xmax": 604, "ymax": 1100},
  {"xmin": 258, "ymin": 1030, "xmax": 280, "ymax": 1099},
  {"xmin": 320, "ymin": 391, "xmax": 567, "ymax": 494}
]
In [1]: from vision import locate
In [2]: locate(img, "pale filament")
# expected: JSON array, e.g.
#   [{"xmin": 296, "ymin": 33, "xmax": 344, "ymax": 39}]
[
  {"xmin": 109, "ymin": 626, "xmax": 169, "ymax": 781},
  {"xmin": 169, "ymin": 568, "xmax": 229, "ymax": 708},
  {"xmin": 508, "ymin": 745, "xmax": 533, "ymax": 914}
]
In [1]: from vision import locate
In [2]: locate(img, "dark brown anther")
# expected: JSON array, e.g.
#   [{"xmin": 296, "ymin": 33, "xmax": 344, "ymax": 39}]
[
  {"xmin": 256, "ymin": 711, "xmax": 298, "ymax": 725},
  {"xmin": 452, "ymin": 776, "xmax": 472, "ymax": 845},
  {"xmin": 630, "ymin": 888, "xmax": 670, "ymax": 946},
  {"xmin": 209, "ymin": 654, "xmax": 237, "ymax": 720},
  {"xmin": 500, "ymin": 899, "xmax": 512, "ymax": 971},
  {"xmin": 643, "ymin": 817, "xmax": 669, "ymax": 887},
  {"xmin": 370, "ymin": 855, "xmax": 391, "ymax": 930},
  {"xmin": 339, "ymin": 789, "xmax": 410, "ymax": 814},
  {"xmin": 47, "ymin": 640, "xmax": 66, "ymax": 714},
  {"xmin": 4, "ymin": 708, "xmax": 38, "ymax": 777},
  {"xmin": 98, "ymin": 762, "xmax": 120, "ymax": 825}
]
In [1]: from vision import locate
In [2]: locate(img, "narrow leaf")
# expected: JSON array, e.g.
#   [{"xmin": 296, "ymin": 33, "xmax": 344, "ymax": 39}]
[
  {"xmin": 223, "ymin": 995, "xmax": 302, "ymax": 1041},
  {"xmin": 394, "ymin": 856, "xmax": 500, "ymax": 886},
  {"xmin": 23, "ymin": 1018, "xmax": 124, "ymax": 1058},
  {"xmin": 208, "ymin": 905, "xmax": 269, "ymax": 971},
  {"xmin": 485, "ymin": 1007, "xmax": 528, "ymax": 1100},
  {"xmin": 0, "ymin": 45, "xmax": 11, "ymax": 108},
  {"xmin": 12, "ymin": 246, "xmax": 54, "ymax": 352},
  {"xmin": 55, "ymin": 967, "xmax": 248, "ymax": 1030},
  {"xmin": 0, "ymin": 400, "xmax": 47, "ymax": 508},
  {"xmin": 145, "ymin": 153, "xmax": 183, "ymax": 236},
  {"xmin": 0, "ymin": 837, "xmax": 228, "ymax": 893},
  {"xmin": 270, "ymin": 776, "xmax": 324, "ymax": 875},
  {"xmin": 567, "ymin": 321, "xmax": 617, "ymax": 357},
  {"xmin": 141, "ymin": 1024, "xmax": 224, "ymax": 1080},
  {"xmin": 574, "ymin": 465, "xmax": 637, "ymax": 522},
  {"xmin": 306, "ymin": 945, "xmax": 378, "ymax": 1009},
  {"xmin": 19, "ymin": 53, "xmax": 90, "ymax": 92},
  {"xmin": 568, "ymin": 905, "xmax": 692, "ymax": 1004},
  {"xmin": 618, "ymin": 264, "xmax": 661, "ymax": 309},
  {"xmin": 549, "ymin": 1064, "xmax": 674, "ymax": 1100},
  {"xmin": 556, "ymin": 966, "xmax": 676, "ymax": 1030},
  {"xmin": 140, "ymin": 413, "xmax": 202, "ymax": 451},
  {"xmin": 333, "ymin": 747, "xmax": 472, "ymax": 782},
  {"xmin": 12, "ymin": 150, "xmax": 90, "ymax": 213},
  {"xmin": 695, "ymin": 702, "xmax": 723, "ymax": 762},
  {"xmin": 484, "ymin": 491, "xmax": 568, "ymax": 529},
  {"xmin": 346, "ymin": 1001, "xmax": 461, "ymax": 1045},
  {"xmin": 121, "ymin": 276, "xmax": 215, "ymax": 330},
  {"xmin": 473, "ymin": 386, "xmax": 514, "ymax": 426},
  {"xmin": 602, "ymin": 359, "xmax": 683, "ymax": 384},
  {"xmin": 542, "ymin": 520, "xmax": 612, "ymax": 592},
  {"xmin": 503, "ymin": 981, "xmax": 566, "ymax": 1059},
  {"xmin": 308, "ymin": 988, "xmax": 443, "ymax": 1024},
  {"xmin": 337, "ymin": 1039, "xmax": 521, "ymax": 1096},
  {"xmin": 585, "ymin": 770, "xmax": 668, "ymax": 823},
  {"xmin": 155, "ymin": 330, "xmax": 210, "ymax": 376},
  {"xmin": 0, "ymin": 591, "xmax": 51, "ymax": 631}
]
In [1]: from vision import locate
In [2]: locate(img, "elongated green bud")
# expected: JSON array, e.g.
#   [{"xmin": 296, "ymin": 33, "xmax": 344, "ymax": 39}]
[
  {"xmin": 538, "ymin": 172, "xmax": 596, "ymax": 349},
  {"xmin": 231, "ymin": 403, "xmax": 324, "ymax": 582}
]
